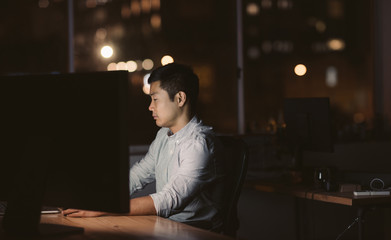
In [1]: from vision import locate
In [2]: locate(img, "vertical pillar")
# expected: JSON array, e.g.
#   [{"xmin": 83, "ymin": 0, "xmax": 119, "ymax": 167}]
[
  {"xmin": 68, "ymin": 0, "xmax": 74, "ymax": 73},
  {"xmin": 236, "ymin": 0, "xmax": 245, "ymax": 134},
  {"xmin": 374, "ymin": 0, "xmax": 391, "ymax": 129}
]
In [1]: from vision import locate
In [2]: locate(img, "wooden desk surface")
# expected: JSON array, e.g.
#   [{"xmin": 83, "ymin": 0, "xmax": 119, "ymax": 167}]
[
  {"xmin": 247, "ymin": 181, "xmax": 391, "ymax": 207},
  {"xmin": 0, "ymin": 214, "xmax": 232, "ymax": 240}
]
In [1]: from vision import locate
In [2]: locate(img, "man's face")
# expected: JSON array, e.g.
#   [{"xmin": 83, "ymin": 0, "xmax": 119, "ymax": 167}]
[{"xmin": 148, "ymin": 81, "xmax": 180, "ymax": 129}]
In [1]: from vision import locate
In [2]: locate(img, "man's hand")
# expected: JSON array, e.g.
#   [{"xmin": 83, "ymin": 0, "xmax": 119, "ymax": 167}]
[
  {"xmin": 62, "ymin": 209, "xmax": 108, "ymax": 218},
  {"xmin": 62, "ymin": 196, "xmax": 156, "ymax": 218}
]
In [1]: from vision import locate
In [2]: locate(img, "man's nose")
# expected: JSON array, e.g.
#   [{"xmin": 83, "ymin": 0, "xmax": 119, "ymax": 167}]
[{"xmin": 148, "ymin": 102, "xmax": 153, "ymax": 111}]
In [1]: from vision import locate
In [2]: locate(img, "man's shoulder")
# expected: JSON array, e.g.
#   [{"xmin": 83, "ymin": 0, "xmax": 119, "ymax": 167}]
[{"xmin": 183, "ymin": 121, "xmax": 216, "ymax": 147}]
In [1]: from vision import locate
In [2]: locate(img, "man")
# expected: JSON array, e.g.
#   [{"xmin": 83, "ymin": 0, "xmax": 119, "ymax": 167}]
[{"xmin": 63, "ymin": 63, "xmax": 224, "ymax": 231}]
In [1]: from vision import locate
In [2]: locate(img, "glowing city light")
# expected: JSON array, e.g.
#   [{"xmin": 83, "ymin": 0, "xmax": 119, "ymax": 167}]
[
  {"xmin": 142, "ymin": 59, "xmax": 154, "ymax": 70},
  {"xmin": 246, "ymin": 3, "xmax": 260, "ymax": 15},
  {"xmin": 116, "ymin": 61, "xmax": 127, "ymax": 70},
  {"xmin": 161, "ymin": 55, "xmax": 174, "ymax": 65},
  {"xmin": 294, "ymin": 64, "xmax": 307, "ymax": 76},
  {"xmin": 101, "ymin": 45, "xmax": 113, "ymax": 58},
  {"xmin": 326, "ymin": 66, "xmax": 338, "ymax": 87},
  {"xmin": 107, "ymin": 62, "xmax": 117, "ymax": 71},
  {"xmin": 150, "ymin": 14, "xmax": 162, "ymax": 29},
  {"xmin": 127, "ymin": 61, "xmax": 138, "ymax": 72},
  {"xmin": 143, "ymin": 73, "xmax": 151, "ymax": 95},
  {"xmin": 327, "ymin": 38, "xmax": 345, "ymax": 51}
]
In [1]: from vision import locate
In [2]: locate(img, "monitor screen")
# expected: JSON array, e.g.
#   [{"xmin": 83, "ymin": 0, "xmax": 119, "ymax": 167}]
[
  {"xmin": 284, "ymin": 97, "xmax": 334, "ymax": 153},
  {"xmin": 0, "ymin": 71, "xmax": 130, "ymax": 235}
]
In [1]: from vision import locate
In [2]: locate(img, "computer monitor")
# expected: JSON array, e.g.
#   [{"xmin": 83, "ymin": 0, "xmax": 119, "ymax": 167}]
[
  {"xmin": 0, "ymin": 71, "xmax": 130, "ymax": 236},
  {"xmin": 283, "ymin": 97, "xmax": 334, "ymax": 168}
]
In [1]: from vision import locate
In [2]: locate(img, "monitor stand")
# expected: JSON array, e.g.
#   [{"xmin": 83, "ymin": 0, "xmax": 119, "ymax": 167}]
[{"xmin": 1, "ymin": 136, "xmax": 84, "ymax": 237}]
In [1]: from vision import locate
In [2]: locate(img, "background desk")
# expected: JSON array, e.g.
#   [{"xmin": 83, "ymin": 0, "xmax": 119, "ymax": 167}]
[
  {"xmin": 251, "ymin": 182, "xmax": 391, "ymax": 206},
  {"xmin": 0, "ymin": 214, "xmax": 232, "ymax": 240},
  {"xmin": 248, "ymin": 181, "xmax": 391, "ymax": 240}
]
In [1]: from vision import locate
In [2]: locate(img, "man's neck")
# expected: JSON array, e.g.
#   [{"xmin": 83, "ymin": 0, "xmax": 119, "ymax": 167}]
[{"xmin": 169, "ymin": 114, "xmax": 194, "ymax": 134}]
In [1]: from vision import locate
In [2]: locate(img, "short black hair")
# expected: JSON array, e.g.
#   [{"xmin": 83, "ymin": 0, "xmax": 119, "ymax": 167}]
[{"xmin": 148, "ymin": 63, "xmax": 199, "ymax": 113}]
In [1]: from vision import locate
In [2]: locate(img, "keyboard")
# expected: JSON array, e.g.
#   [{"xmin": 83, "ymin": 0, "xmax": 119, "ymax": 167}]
[
  {"xmin": 0, "ymin": 201, "xmax": 61, "ymax": 216},
  {"xmin": 353, "ymin": 190, "xmax": 391, "ymax": 196}
]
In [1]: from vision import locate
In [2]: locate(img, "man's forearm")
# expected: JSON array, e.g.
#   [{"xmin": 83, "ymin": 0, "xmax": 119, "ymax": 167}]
[
  {"xmin": 63, "ymin": 196, "xmax": 157, "ymax": 217},
  {"xmin": 128, "ymin": 196, "xmax": 157, "ymax": 216}
]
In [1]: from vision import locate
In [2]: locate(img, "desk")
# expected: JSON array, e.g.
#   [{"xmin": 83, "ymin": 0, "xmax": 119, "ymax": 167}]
[
  {"xmin": 247, "ymin": 181, "xmax": 391, "ymax": 240},
  {"xmin": 0, "ymin": 214, "xmax": 232, "ymax": 240}
]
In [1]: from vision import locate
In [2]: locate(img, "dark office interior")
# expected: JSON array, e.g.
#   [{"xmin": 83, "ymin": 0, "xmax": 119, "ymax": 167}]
[{"xmin": 1, "ymin": 0, "xmax": 391, "ymax": 239}]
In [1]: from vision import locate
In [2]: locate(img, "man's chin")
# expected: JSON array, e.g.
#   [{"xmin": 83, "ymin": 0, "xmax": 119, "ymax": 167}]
[{"xmin": 154, "ymin": 120, "xmax": 163, "ymax": 127}]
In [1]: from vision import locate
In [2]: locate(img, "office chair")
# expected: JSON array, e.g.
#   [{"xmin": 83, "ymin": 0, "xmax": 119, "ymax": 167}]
[{"xmin": 218, "ymin": 135, "xmax": 249, "ymax": 237}]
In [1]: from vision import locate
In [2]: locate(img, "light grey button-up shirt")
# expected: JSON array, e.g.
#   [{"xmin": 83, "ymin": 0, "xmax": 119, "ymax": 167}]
[{"xmin": 129, "ymin": 116, "xmax": 224, "ymax": 230}]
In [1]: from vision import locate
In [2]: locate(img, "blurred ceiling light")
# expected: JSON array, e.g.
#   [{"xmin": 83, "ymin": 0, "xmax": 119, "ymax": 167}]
[
  {"xmin": 161, "ymin": 55, "xmax": 174, "ymax": 65},
  {"xmin": 116, "ymin": 62, "xmax": 127, "ymax": 71},
  {"xmin": 315, "ymin": 21, "xmax": 327, "ymax": 33},
  {"xmin": 131, "ymin": 0, "xmax": 141, "ymax": 16},
  {"xmin": 294, "ymin": 64, "xmax": 307, "ymax": 76},
  {"xmin": 326, "ymin": 66, "xmax": 338, "ymax": 87},
  {"xmin": 141, "ymin": 0, "xmax": 151, "ymax": 13},
  {"xmin": 142, "ymin": 59, "xmax": 154, "ymax": 70},
  {"xmin": 247, "ymin": 46, "xmax": 260, "ymax": 59},
  {"xmin": 127, "ymin": 61, "xmax": 138, "ymax": 72},
  {"xmin": 38, "ymin": 0, "xmax": 50, "ymax": 8},
  {"xmin": 150, "ymin": 14, "xmax": 162, "ymax": 29},
  {"xmin": 246, "ymin": 3, "xmax": 260, "ymax": 16},
  {"xmin": 111, "ymin": 24, "xmax": 125, "ymax": 38},
  {"xmin": 273, "ymin": 40, "xmax": 293, "ymax": 53},
  {"xmin": 327, "ymin": 38, "xmax": 345, "ymax": 51},
  {"xmin": 86, "ymin": 0, "xmax": 97, "ymax": 8},
  {"xmin": 151, "ymin": 0, "xmax": 160, "ymax": 10},
  {"xmin": 121, "ymin": 4, "xmax": 131, "ymax": 18},
  {"xmin": 261, "ymin": 0, "xmax": 272, "ymax": 9},
  {"xmin": 97, "ymin": 0, "xmax": 109, "ymax": 4},
  {"xmin": 277, "ymin": 0, "xmax": 292, "ymax": 9},
  {"xmin": 107, "ymin": 62, "xmax": 117, "ymax": 71},
  {"xmin": 328, "ymin": 0, "xmax": 344, "ymax": 19},
  {"xmin": 95, "ymin": 28, "xmax": 107, "ymax": 41},
  {"xmin": 101, "ymin": 45, "xmax": 113, "ymax": 58},
  {"xmin": 94, "ymin": 8, "xmax": 107, "ymax": 23},
  {"xmin": 143, "ymin": 73, "xmax": 151, "ymax": 95}
]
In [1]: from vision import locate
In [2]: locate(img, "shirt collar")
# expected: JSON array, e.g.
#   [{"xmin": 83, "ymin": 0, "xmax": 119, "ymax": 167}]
[{"xmin": 167, "ymin": 116, "xmax": 199, "ymax": 141}]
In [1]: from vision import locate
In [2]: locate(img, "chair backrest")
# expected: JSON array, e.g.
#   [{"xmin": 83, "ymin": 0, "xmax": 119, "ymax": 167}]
[{"xmin": 218, "ymin": 135, "xmax": 249, "ymax": 237}]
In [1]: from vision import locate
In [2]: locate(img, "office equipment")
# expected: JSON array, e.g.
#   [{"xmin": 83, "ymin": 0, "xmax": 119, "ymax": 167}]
[
  {"xmin": 283, "ymin": 97, "xmax": 334, "ymax": 188},
  {"xmin": 218, "ymin": 135, "xmax": 249, "ymax": 237},
  {"xmin": 353, "ymin": 190, "xmax": 390, "ymax": 196},
  {"xmin": 284, "ymin": 97, "xmax": 334, "ymax": 155},
  {"xmin": 0, "ymin": 202, "xmax": 60, "ymax": 216},
  {"xmin": 0, "ymin": 71, "xmax": 130, "ymax": 236}
]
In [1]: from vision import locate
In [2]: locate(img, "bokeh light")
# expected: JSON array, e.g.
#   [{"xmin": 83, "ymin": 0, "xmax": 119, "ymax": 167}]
[
  {"xmin": 142, "ymin": 59, "xmax": 154, "ymax": 70},
  {"xmin": 294, "ymin": 64, "xmax": 307, "ymax": 76},
  {"xmin": 161, "ymin": 55, "xmax": 174, "ymax": 65},
  {"xmin": 101, "ymin": 45, "xmax": 113, "ymax": 58},
  {"xmin": 143, "ymin": 73, "xmax": 151, "ymax": 95},
  {"xmin": 127, "ymin": 61, "xmax": 138, "ymax": 72}
]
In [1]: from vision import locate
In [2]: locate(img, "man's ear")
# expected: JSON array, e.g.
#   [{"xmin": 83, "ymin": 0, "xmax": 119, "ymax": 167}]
[{"xmin": 176, "ymin": 91, "xmax": 187, "ymax": 107}]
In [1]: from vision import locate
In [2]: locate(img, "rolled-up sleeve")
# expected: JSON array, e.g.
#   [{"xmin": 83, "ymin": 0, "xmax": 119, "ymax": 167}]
[{"xmin": 150, "ymin": 136, "xmax": 213, "ymax": 217}]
